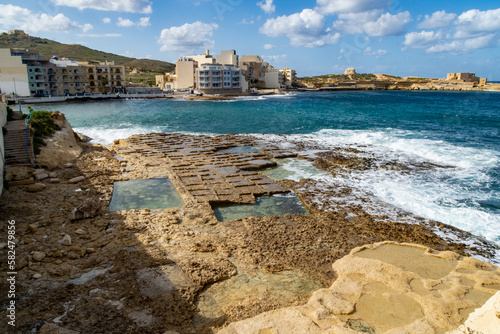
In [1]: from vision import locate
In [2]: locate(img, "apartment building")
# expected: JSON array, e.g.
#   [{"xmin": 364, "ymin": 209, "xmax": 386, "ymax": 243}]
[
  {"xmin": 173, "ymin": 49, "xmax": 296, "ymax": 93},
  {"xmin": 80, "ymin": 61, "xmax": 125, "ymax": 93},
  {"xmin": 0, "ymin": 48, "xmax": 31, "ymax": 96},
  {"xmin": 50, "ymin": 58, "xmax": 88, "ymax": 96},
  {"xmin": 175, "ymin": 57, "xmax": 197, "ymax": 90},
  {"xmin": 281, "ymin": 67, "xmax": 297, "ymax": 88},
  {"xmin": 196, "ymin": 64, "xmax": 242, "ymax": 94}
]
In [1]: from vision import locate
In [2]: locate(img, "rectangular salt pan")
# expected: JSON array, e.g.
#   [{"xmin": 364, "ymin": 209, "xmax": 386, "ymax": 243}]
[
  {"xmin": 109, "ymin": 178, "xmax": 184, "ymax": 211},
  {"xmin": 212, "ymin": 193, "xmax": 309, "ymax": 222}
]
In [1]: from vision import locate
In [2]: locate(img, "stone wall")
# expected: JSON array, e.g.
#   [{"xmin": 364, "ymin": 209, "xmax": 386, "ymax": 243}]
[{"xmin": 0, "ymin": 101, "xmax": 7, "ymax": 196}]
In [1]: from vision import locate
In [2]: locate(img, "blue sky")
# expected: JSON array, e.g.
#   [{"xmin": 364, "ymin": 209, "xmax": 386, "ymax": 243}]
[{"xmin": 1, "ymin": 0, "xmax": 500, "ymax": 79}]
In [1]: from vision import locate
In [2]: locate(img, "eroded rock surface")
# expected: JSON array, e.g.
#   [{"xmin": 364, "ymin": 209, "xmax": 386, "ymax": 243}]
[{"xmin": 219, "ymin": 242, "xmax": 500, "ymax": 334}]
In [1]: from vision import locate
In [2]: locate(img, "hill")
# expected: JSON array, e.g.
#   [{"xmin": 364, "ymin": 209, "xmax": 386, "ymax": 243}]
[{"xmin": 0, "ymin": 31, "xmax": 175, "ymax": 74}]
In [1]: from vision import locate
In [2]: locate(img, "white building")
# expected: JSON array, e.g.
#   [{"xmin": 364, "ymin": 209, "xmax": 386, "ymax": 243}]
[{"xmin": 196, "ymin": 64, "xmax": 242, "ymax": 94}]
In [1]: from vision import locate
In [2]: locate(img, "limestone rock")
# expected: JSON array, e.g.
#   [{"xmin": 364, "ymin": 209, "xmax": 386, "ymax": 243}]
[
  {"xmin": 33, "ymin": 273, "xmax": 42, "ymax": 279},
  {"xmin": 50, "ymin": 178, "xmax": 61, "ymax": 183},
  {"xmin": 71, "ymin": 198, "xmax": 104, "ymax": 220},
  {"xmin": 8, "ymin": 179, "xmax": 35, "ymax": 186},
  {"xmin": 64, "ymin": 163, "xmax": 74, "ymax": 168},
  {"xmin": 61, "ymin": 235, "xmax": 72, "ymax": 246},
  {"xmin": 28, "ymin": 224, "xmax": 38, "ymax": 232},
  {"xmin": 32, "ymin": 251, "xmax": 46, "ymax": 261},
  {"xmin": 26, "ymin": 183, "xmax": 46, "ymax": 192},
  {"xmin": 219, "ymin": 242, "xmax": 500, "ymax": 334},
  {"xmin": 69, "ymin": 176, "xmax": 85, "ymax": 184},
  {"xmin": 35, "ymin": 173, "xmax": 49, "ymax": 181},
  {"xmin": 75, "ymin": 229, "xmax": 85, "ymax": 235},
  {"xmin": 447, "ymin": 291, "xmax": 500, "ymax": 334},
  {"xmin": 49, "ymin": 172, "xmax": 58, "ymax": 178},
  {"xmin": 4, "ymin": 166, "xmax": 33, "ymax": 181},
  {"xmin": 36, "ymin": 112, "xmax": 82, "ymax": 169},
  {"xmin": 178, "ymin": 256, "xmax": 237, "ymax": 287}
]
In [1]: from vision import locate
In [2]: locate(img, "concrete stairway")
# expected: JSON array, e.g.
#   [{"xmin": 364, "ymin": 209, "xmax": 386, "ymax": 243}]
[{"xmin": 4, "ymin": 120, "xmax": 35, "ymax": 166}]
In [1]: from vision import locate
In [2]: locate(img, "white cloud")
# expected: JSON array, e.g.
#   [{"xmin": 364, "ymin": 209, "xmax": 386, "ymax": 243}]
[
  {"xmin": 117, "ymin": 17, "xmax": 134, "ymax": 27},
  {"xmin": 52, "ymin": 0, "xmax": 152, "ymax": 13},
  {"xmin": 264, "ymin": 43, "xmax": 276, "ymax": 49},
  {"xmin": 0, "ymin": 4, "xmax": 91, "ymax": 33},
  {"xmin": 333, "ymin": 10, "xmax": 411, "ymax": 37},
  {"xmin": 262, "ymin": 54, "xmax": 287, "ymax": 63},
  {"xmin": 158, "ymin": 21, "xmax": 218, "ymax": 53},
  {"xmin": 138, "ymin": 17, "xmax": 151, "ymax": 27},
  {"xmin": 103, "ymin": 17, "xmax": 111, "ymax": 24},
  {"xmin": 117, "ymin": 16, "xmax": 150, "ymax": 28},
  {"xmin": 418, "ymin": 10, "xmax": 457, "ymax": 29},
  {"xmin": 240, "ymin": 18, "xmax": 255, "ymax": 25},
  {"xmin": 427, "ymin": 34, "xmax": 496, "ymax": 54},
  {"xmin": 363, "ymin": 47, "xmax": 387, "ymax": 56},
  {"xmin": 260, "ymin": 9, "xmax": 340, "ymax": 47},
  {"xmin": 257, "ymin": 0, "xmax": 275, "ymax": 14},
  {"xmin": 315, "ymin": 0, "xmax": 390, "ymax": 15},
  {"xmin": 455, "ymin": 8, "xmax": 500, "ymax": 38},
  {"xmin": 82, "ymin": 23, "xmax": 93, "ymax": 32},
  {"xmin": 403, "ymin": 30, "xmax": 443, "ymax": 49}
]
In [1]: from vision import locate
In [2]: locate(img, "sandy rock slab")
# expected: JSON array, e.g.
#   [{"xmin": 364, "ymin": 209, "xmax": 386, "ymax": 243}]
[{"xmin": 218, "ymin": 242, "xmax": 500, "ymax": 334}]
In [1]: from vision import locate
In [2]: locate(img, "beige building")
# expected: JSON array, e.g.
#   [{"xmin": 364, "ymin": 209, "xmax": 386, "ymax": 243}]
[
  {"xmin": 175, "ymin": 57, "xmax": 197, "ymax": 90},
  {"xmin": 0, "ymin": 48, "xmax": 31, "ymax": 96},
  {"xmin": 281, "ymin": 67, "xmax": 297, "ymax": 87},
  {"xmin": 156, "ymin": 72, "xmax": 177, "ymax": 91},
  {"xmin": 216, "ymin": 50, "xmax": 239, "ymax": 67},
  {"xmin": 80, "ymin": 61, "xmax": 125, "ymax": 93},
  {"xmin": 344, "ymin": 67, "xmax": 356, "ymax": 75},
  {"xmin": 187, "ymin": 50, "xmax": 216, "ymax": 67},
  {"xmin": 50, "ymin": 58, "xmax": 88, "ymax": 96},
  {"xmin": 196, "ymin": 64, "xmax": 242, "ymax": 94},
  {"xmin": 447, "ymin": 73, "xmax": 480, "ymax": 83},
  {"xmin": 263, "ymin": 68, "xmax": 281, "ymax": 89},
  {"xmin": 240, "ymin": 55, "xmax": 269, "ymax": 87}
]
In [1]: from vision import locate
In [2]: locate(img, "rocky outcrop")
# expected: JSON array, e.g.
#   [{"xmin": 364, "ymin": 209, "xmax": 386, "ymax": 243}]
[
  {"xmin": 36, "ymin": 112, "xmax": 82, "ymax": 169},
  {"xmin": 219, "ymin": 242, "xmax": 500, "ymax": 334},
  {"xmin": 448, "ymin": 291, "xmax": 500, "ymax": 334}
]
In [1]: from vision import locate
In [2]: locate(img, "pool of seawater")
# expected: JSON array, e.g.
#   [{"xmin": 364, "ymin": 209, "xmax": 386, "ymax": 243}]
[
  {"xmin": 196, "ymin": 268, "xmax": 323, "ymax": 320},
  {"xmin": 212, "ymin": 193, "xmax": 309, "ymax": 222},
  {"xmin": 260, "ymin": 158, "xmax": 328, "ymax": 181},
  {"xmin": 109, "ymin": 178, "xmax": 185, "ymax": 211},
  {"xmin": 216, "ymin": 145, "xmax": 263, "ymax": 154}
]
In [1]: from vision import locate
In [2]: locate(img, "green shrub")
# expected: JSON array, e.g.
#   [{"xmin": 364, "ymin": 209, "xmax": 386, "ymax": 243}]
[
  {"xmin": 26, "ymin": 108, "xmax": 60, "ymax": 154},
  {"xmin": 6, "ymin": 106, "xmax": 14, "ymax": 121}
]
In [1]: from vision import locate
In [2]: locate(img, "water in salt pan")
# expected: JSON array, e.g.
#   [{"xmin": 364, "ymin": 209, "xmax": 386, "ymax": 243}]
[
  {"xmin": 109, "ymin": 178, "xmax": 184, "ymax": 211},
  {"xmin": 212, "ymin": 193, "xmax": 309, "ymax": 222},
  {"xmin": 260, "ymin": 158, "xmax": 328, "ymax": 181},
  {"xmin": 216, "ymin": 145, "xmax": 263, "ymax": 154}
]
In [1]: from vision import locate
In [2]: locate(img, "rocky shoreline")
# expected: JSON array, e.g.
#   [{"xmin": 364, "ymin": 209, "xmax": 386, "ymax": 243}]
[{"xmin": 0, "ymin": 116, "xmax": 499, "ymax": 333}]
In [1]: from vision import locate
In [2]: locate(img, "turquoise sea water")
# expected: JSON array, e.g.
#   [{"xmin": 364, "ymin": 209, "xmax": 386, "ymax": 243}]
[{"xmin": 32, "ymin": 91, "xmax": 500, "ymax": 246}]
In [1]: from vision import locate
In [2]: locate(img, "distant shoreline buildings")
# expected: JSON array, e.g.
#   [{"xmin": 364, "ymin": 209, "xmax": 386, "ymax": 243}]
[
  {"xmin": 155, "ymin": 49, "xmax": 297, "ymax": 94},
  {"xmin": 0, "ymin": 47, "xmax": 125, "ymax": 97}
]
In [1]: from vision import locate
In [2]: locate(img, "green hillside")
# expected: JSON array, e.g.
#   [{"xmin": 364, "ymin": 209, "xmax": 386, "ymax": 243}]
[{"xmin": 0, "ymin": 31, "xmax": 175, "ymax": 74}]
